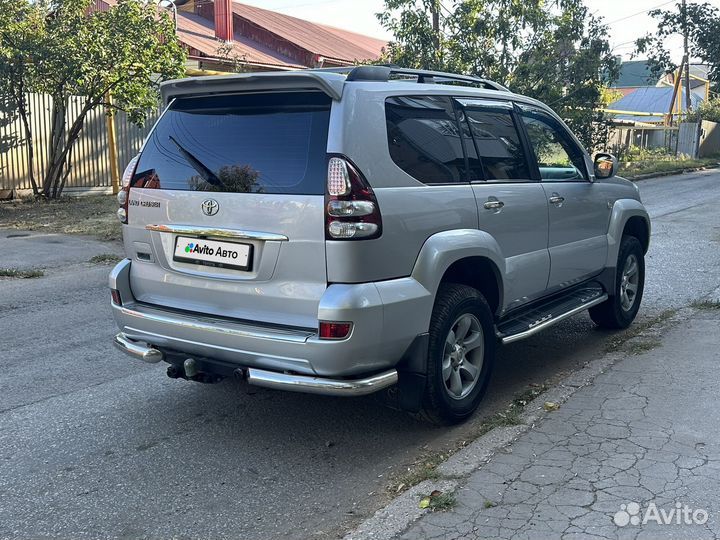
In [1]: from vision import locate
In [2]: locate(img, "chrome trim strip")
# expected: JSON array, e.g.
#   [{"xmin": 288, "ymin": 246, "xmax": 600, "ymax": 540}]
[
  {"xmin": 500, "ymin": 294, "xmax": 608, "ymax": 345},
  {"xmin": 114, "ymin": 333, "xmax": 164, "ymax": 363},
  {"xmin": 145, "ymin": 224, "xmax": 289, "ymax": 242},
  {"xmin": 246, "ymin": 368, "xmax": 398, "ymax": 397},
  {"xmin": 114, "ymin": 304, "xmax": 313, "ymax": 344}
]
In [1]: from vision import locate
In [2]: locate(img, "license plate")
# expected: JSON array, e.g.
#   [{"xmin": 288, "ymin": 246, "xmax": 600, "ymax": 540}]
[{"xmin": 173, "ymin": 236, "xmax": 252, "ymax": 271}]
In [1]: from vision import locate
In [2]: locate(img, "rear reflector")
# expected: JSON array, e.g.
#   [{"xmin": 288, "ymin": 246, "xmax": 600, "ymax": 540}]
[
  {"xmin": 319, "ymin": 321, "xmax": 353, "ymax": 340},
  {"xmin": 110, "ymin": 289, "xmax": 122, "ymax": 306}
]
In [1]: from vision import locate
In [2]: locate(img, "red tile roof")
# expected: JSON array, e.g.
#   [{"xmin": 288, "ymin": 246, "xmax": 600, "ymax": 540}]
[
  {"xmin": 177, "ymin": 11, "xmax": 304, "ymax": 69},
  {"xmin": 231, "ymin": 2, "xmax": 388, "ymax": 64}
]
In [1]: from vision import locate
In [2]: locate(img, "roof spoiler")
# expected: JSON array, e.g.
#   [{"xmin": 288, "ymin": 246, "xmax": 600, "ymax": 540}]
[{"xmin": 160, "ymin": 71, "xmax": 346, "ymax": 105}]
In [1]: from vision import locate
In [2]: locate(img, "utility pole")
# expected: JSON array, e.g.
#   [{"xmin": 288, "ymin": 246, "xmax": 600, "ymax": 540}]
[
  {"xmin": 682, "ymin": 0, "xmax": 692, "ymax": 113},
  {"xmin": 431, "ymin": 0, "xmax": 440, "ymax": 64}
]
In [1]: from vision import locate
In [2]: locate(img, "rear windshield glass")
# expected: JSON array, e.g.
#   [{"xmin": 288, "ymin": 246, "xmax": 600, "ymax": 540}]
[{"xmin": 132, "ymin": 91, "xmax": 331, "ymax": 195}]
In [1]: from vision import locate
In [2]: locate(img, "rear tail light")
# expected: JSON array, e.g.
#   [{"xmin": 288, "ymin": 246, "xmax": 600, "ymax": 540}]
[
  {"xmin": 319, "ymin": 321, "xmax": 353, "ymax": 340},
  {"xmin": 110, "ymin": 289, "xmax": 122, "ymax": 306},
  {"xmin": 325, "ymin": 156, "xmax": 382, "ymax": 240},
  {"xmin": 117, "ymin": 155, "xmax": 139, "ymax": 224}
]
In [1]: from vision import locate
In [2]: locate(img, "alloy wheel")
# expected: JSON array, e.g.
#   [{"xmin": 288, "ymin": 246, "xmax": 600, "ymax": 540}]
[{"xmin": 442, "ymin": 313, "xmax": 485, "ymax": 400}]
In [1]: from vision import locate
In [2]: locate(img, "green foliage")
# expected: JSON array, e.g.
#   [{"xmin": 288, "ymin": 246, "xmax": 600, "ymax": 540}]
[
  {"xmin": 636, "ymin": 2, "xmax": 720, "ymax": 90},
  {"xmin": 376, "ymin": 0, "xmax": 619, "ymax": 151},
  {"xmin": 0, "ymin": 0, "xmax": 186, "ymax": 197},
  {"xmin": 621, "ymin": 146, "xmax": 676, "ymax": 163},
  {"xmin": 377, "ymin": 0, "xmax": 446, "ymax": 70},
  {"xmin": 686, "ymin": 98, "xmax": 720, "ymax": 124}
]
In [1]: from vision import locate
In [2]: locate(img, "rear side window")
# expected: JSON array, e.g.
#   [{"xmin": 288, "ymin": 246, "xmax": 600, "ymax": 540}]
[
  {"xmin": 385, "ymin": 96, "xmax": 466, "ymax": 184},
  {"xmin": 457, "ymin": 101, "xmax": 530, "ymax": 181},
  {"xmin": 132, "ymin": 91, "xmax": 331, "ymax": 194}
]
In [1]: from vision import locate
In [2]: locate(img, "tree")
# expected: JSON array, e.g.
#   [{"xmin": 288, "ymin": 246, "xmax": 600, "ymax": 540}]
[
  {"xmin": 0, "ymin": 0, "xmax": 186, "ymax": 198},
  {"xmin": 0, "ymin": 0, "xmax": 45, "ymax": 193},
  {"xmin": 376, "ymin": 0, "xmax": 446, "ymax": 70},
  {"xmin": 376, "ymin": 0, "xmax": 619, "ymax": 151},
  {"xmin": 636, "ymin": 2, "xmax": 720, "ymax": 91}
]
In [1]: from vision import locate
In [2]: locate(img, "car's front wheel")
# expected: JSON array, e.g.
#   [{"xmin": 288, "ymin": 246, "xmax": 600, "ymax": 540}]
[
  {"xmin": 420, "ymin": 284, "xmax": 495, "ymax": 425},
  {"xmin": 590, "ymin": 235, "xmax": 645, "ymax": 329}
]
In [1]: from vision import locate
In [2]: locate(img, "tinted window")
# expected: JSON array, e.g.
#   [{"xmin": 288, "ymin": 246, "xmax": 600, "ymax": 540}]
[
  {"xmin": 519, "ymin": 107, "xmax": 587, "ymax": 181},
  {"xmin": 132, "ymin": 92, "xmax": 331, "ymax": 194},
  {"xmin": 458, "ymin": 102, "xmax": 530, "ymax": 181},
  {"xmin": 385, "ymin": 96, "xmax": 466, "ymax": 184}
]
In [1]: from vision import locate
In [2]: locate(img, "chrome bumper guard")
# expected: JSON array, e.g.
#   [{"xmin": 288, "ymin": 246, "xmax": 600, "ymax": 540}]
[
  {"xmin": 113, "ymin": 332, "xmax": 398, "ymax": 397},
  {"xmin": 113, "ymin": 333, "xmax": 164, "ymax": 364}
]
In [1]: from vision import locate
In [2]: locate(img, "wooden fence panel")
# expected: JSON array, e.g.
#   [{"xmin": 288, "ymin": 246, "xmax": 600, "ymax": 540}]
[{"xmin": 0, "ymin": 93, "xmax": 159, "ymax": 192}]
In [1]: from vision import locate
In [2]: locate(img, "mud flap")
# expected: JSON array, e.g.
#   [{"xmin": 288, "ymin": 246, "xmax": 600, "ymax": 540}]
[{"xmin": 377, "ymin": 333, "xmax": 429, "ymax": 413}]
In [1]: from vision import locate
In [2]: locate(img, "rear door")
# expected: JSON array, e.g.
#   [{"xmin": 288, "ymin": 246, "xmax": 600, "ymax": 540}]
[
  {"xmin": 122, "ymin": 91, "xmax": 331, "ymax": 329},
  {"xmin": 455, "ymin": 98, "xmax": 550, "ymax": 311},
  {"xmin": 517, "ymin": 104, "xmax": 610, "ymax": 290}
]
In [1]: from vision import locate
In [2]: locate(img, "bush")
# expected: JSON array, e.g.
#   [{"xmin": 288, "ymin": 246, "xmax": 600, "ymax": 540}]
[
  {"xmin": 620, "ymin": 146, "xmax": 675, "ymax": 162},
  {"xmin": 686, "ymin": 98, "xmax": 720, "ymax": 124}
]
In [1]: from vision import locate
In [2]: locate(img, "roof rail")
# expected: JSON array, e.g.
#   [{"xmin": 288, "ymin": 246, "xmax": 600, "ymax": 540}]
[{"xmin": 314, "ymin": 65, "xmax": 510, "ymax": 92}]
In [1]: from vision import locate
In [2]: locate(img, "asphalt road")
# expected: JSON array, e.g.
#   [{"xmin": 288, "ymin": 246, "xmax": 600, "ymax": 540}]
[{"xmin": 1, "ymin": 170, "xmax": 719, "ymax": 540}]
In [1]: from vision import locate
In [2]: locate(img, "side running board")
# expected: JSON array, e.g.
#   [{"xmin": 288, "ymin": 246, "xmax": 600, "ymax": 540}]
[{"xmin": 497, "ymin": 283, "xmax": 608, "ymax": 344}]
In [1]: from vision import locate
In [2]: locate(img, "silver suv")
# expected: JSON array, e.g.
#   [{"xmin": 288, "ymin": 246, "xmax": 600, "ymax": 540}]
[{"xmin": 110, "ymin": 66, "xmax": 650, "ymax": 424}]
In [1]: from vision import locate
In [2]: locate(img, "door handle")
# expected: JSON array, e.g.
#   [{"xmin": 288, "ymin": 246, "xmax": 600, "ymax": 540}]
[
  {"xmin": 483, "ymin": 200, "xmax": 505, "ymax": 210},
  {"xmin": 549, "ymin": 194, "xmax": 565, "ymax": 205}
]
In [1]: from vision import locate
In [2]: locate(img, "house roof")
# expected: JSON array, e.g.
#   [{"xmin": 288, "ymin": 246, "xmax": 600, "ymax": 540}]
[
  {"xmin": 613, "ymin": 60, "xmax": 655, "ymax": 88},
  {"xmin": 608, "ymin": 86, "xmax": 704, "ymax": 123},
  {"xmin": 177, "ymin": 11, "xmax": 304, "ymax": 69},
  {"xmin": 231, "ymin": 2, "xmax": 387, "ymax": 64},
  {"xmin": 97, "ymin": 0, "xmax": 386, "ymax": 69}
]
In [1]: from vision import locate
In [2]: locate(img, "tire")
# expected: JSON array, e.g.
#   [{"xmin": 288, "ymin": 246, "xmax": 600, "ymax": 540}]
[
  {"xmin": 419, "ymin": 284, "xmax": 495, "ymax": 425},
  {"xmin": 589, "ymin": 235, "xmax": 645, "ymax": 329}
]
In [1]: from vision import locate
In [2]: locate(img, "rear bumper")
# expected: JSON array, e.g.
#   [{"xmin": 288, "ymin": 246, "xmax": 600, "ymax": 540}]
[
  {"xmin": 109, "ymin": 258, "xmax": 432, "ymax": 382},
  {"xmin": 113, "ymin": 332, "xmax": 398, "ymax": 396}
]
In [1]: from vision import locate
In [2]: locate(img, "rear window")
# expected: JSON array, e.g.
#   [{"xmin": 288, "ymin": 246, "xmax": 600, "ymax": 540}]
[
  {"xmin": 385, "ymin": 96, "xmax": 466, "ymax": 184},
  {"xmin": 132, "ymin": 91, "xmax": 331, "ymax": 194}
]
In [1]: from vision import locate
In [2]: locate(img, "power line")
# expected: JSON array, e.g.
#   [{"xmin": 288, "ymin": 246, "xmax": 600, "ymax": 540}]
[{"xmin": 605, "ymin": 0, "xmax": 676, "ymax": 26}]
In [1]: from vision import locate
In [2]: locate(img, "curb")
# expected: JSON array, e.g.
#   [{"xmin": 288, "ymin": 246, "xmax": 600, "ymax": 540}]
[{"xmin": 343, "ymin": 307, "xmax": 693, "ymax": 540}]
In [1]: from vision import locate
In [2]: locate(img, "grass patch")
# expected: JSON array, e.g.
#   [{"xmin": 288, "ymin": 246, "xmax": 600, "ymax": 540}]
[
  {"xmin": 0, "ymin": 195, "xmax": 120, "ymax": 241},
  {"xmin": 89, "ymin": 253, "xmax": 123, "ymax": 265},
  {"xmin": 0, "ymin": 267, "xmax": 44, "ymax": 279},
  {"xmin": 472, "ymin": 384, "xmax": 549, "ymax": 437},
  {"xmin": 427, "ymin": 492, "xmax": 456, "ymax": 511},
  {"xmin": 605, "ymin": 308, "xmax": 677, "ymax": 353},
  {"xmin": 619, "ymin": 158, "xmax": 719, "ymax": 179},
  {"xmin": 392, "ymin": 453, "xmax": 445, "ymax": 492},
  {"xmin": 484, "ymin": 500, "xmax": 497, "ymax": 509},
  {"xmin": 691, "ymin": 299, "xmax": 720, "ymax": 311},
  {"xmin": 626, "ymin": 339, "xmax": 662, "ymax": 355}
]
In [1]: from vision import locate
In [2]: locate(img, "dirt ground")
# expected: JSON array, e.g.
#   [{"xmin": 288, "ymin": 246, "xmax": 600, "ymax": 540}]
[{"xmin": 0, "ymin": 195, "xmax": 121, "ymax": 241}]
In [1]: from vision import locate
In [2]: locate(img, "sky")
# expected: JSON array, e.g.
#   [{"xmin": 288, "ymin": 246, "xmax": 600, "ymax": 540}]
[{"xmin": 239, "ymin": 0, "xmax": 720, "ymax": 63}]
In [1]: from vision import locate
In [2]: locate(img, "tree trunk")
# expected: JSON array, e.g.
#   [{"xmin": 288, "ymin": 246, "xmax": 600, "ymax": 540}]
[
  {"xmin": 15, "ymin": 89, "xmax": 39, "ymax": 196},
  {"xmin": 43, "ymin": 97, "xmax": 68, "ymax": 198},
  {"xmin": 42, "ymin": 97, "xmax": 94, "ymax": 198}
]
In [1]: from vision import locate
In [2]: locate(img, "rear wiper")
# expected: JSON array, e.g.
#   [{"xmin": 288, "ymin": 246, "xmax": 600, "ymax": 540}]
[{"xmin": 168, "ymin": 136, "xmax": 222, "ymax": 187}]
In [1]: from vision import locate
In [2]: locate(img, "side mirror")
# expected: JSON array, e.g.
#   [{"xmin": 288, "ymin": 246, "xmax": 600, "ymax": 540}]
[{"xmin": 594, "ymin": 153, "xmax": 618, "ymax": 180}]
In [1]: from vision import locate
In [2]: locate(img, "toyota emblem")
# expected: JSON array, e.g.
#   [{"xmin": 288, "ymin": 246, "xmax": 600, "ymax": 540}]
[{"xmin": 201, "ymin": 199, "xmax": 219, "ymax": 216}]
